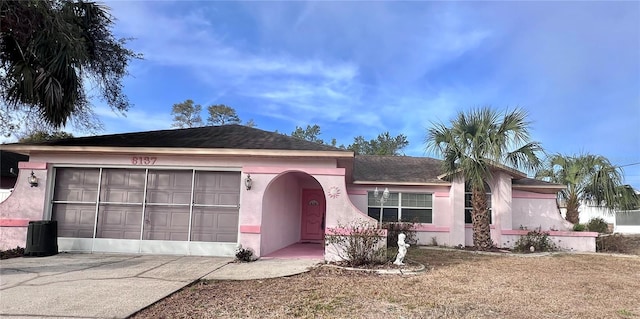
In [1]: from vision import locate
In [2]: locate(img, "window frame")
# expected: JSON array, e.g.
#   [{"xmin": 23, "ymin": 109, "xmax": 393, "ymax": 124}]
[
  {"xmin": 464, "ymin": 183, "xmax": 493, "ymax": 224},
  {"xmin": 367, "ymin": 191, "xmax": 433, "ymax": 224}
]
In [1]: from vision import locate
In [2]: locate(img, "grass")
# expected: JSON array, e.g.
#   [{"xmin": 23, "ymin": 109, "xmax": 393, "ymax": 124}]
[{"xmin": 132, "ymin": 248, "xmax": 640, "ymax": 319}]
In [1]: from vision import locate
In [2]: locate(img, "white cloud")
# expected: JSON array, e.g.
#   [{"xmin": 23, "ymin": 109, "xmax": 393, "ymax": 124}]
[{"xmin": 96, "ymin": 1, "xmax": 639, "ymax": 188}]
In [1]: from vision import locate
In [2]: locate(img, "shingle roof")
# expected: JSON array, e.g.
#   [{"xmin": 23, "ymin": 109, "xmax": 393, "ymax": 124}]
[
  {"xmin": 30, "ymin": 125, "xmax": 345, "ymax": 152},
  {"xmin": 354, "ymin": 155, "xmax": 565, "ymax": 191},
  {"xmin": 354, "ymin": 155, "xmax": 447, "ymax": 184}
]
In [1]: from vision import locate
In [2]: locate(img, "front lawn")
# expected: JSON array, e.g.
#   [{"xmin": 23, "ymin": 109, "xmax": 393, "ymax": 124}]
[{"xmin": 131, "ymin": 248, "xmax": 640, "ymax": 319}]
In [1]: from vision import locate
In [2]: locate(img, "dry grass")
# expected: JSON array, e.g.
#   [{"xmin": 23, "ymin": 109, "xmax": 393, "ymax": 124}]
[{"xmin": 132, "ymin": 249, "xmax": 640, "ymax": 319}]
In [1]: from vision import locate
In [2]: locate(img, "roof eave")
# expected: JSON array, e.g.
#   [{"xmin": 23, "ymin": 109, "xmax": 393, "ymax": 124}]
[
  {"xmin": 512, "ymin": 184, "xmax": 566, "ymax": 193},
  {"xmin": 353, "ymin": 180, "xmax": 451, "ymax": 186},
  {"xmin": 436, "ymin": 162, "xmax": 528, "ymax": 180},
  {"xmin": 0, "ymin": 145, "xmax": 354, "ymax": 158}
]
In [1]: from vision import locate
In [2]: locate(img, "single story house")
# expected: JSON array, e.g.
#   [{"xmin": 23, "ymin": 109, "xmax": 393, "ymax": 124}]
[{"xmin": 0, "ymin": 125, "xmax": 598, "ymax": 259}]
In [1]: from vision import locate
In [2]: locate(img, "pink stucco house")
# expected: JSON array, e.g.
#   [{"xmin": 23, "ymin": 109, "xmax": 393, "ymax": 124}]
[{"xmin": 0, "ymin": 125, "xmax": 597, "ymax": 259}]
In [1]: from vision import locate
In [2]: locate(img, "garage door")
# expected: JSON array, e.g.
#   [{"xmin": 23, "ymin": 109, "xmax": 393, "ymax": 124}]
[{"xmin": 51, "ymin": 167, "xmax": 240, "ymax": 256}]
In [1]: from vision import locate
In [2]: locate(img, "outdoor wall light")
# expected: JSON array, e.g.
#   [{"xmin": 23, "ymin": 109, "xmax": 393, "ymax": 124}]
[
  {"xmin": 28, "ymin": 171, "xmax": 38, "ymax": 187},
  {"xmin": 245, "ymin": 174, "xmax": 252, "ymax": 190}
]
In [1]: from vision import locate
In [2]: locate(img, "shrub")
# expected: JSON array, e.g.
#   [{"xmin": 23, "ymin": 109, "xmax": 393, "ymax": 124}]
[
  {"xmin": 513, "ymin": 228, "xmax": 558, "ymax": 253},
  {"xmin": 235, "ymin": 246, "xmax": 255, "ymax": 262},
  {"xmin": 326, "ymin": 222, "xmax": 386, "ymax": 267},
  {"xmin": 0, "ymin": 246, "xmax": 24, "ymax": 260},
  {"xmin": 596, "ymin": 234, "xmax": 632, "ymax": 253},
  {"xmin": 383, "ymin": 222, "xmax": 417, "ymax": 247},
  {"xmin": 586, "ymin": 217, "xmax": 610, "ymax": 233},
  {"xmin": 572, "ymin": 223, "xmax": 586, "ymax": 231}
]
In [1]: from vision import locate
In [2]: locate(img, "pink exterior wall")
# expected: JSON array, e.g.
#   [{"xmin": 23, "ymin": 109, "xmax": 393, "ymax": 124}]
[
  {"xmin": 464, "ymin": 227, "xmax": 499, "ymax": 247},
  {"xmin": 260, "ymin": 173, "xmax": 302, "ymax": 255},
  {"xmin": 346, "ymin": 184, "xmax": 457, "ymax": 246},
  {"xmin": 27, "ymin": 153, "xmax": 340, "ymax": 169},
  {"xmin": 239, "ymin": 166, "xmax": 377, "ymax": 260},
  {"xmin": 0, "ymin": 162, "xmax": 48, "ymax": 250},
  {"xmin": 449, "ymin": 177, "xmax": 466, "ymax": 247},
  {"xmin": 512, "ymin": 190, "xmax": 572, "ymax": 231},
  {"xmin": 488, "ymin": 171, "xmax": 512, "ymax": 246}
]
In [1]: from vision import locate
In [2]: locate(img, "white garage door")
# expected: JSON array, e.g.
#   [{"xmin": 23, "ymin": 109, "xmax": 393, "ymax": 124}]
[{"xmin": 52, "ymin": 167, "xmax": 240, "ymax": 256}]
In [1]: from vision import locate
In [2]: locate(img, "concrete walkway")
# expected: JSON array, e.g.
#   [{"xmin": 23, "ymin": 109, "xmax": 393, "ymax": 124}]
[
  {"xmin": 205, "ymin": 258, "xmax": 322, "ymax": 280},
  {"xmin": 0, "ymin": 253, "xmax": 321, "ymax": 319}
]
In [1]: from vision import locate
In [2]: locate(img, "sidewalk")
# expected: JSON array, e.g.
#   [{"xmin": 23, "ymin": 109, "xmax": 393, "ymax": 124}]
[{"xmin": 204, "ymin": 258, "xmax": 322, "ymax": 280}]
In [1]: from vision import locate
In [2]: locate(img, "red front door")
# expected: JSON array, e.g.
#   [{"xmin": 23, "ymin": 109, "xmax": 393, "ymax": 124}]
[{"xmin": 301, "ymin": 189, "xmax": 325, "ymax": 241}]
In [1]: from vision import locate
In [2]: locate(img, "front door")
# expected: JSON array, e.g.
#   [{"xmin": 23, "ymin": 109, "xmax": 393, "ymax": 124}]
[{"xmin": 301, "ymin": 189, "xmax": 325, "ymax": 241}]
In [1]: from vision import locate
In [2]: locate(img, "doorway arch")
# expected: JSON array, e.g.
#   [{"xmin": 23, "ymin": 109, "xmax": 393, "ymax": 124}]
[{"xmin": 260, "ymin": 171, "xmax": 325, "ymax": 257}]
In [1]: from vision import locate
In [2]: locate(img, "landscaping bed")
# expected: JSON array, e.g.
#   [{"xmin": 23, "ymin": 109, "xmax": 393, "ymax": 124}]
[{"xmin": 131, "ymin": 248, "xmax": 640, "ymax": 319}]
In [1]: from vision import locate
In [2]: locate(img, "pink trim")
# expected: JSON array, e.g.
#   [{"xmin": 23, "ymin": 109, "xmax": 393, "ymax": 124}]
[
  {"xmin": 239, "ymin": 225, "xmax": 261, "ymax": 234},
  {"xmin": 465, "ymin": 224, "xmax": 497, "ymax": 229},
  {"xmin": 347, "ymin": 189, "xmax": 367, "ymax": 195},
  {"xmin": 512, "ymin": 190, "xmax": 557, "ymax": 199},
  {"xmin": 413, "ymin": 225, "xmax": 450, "ymax": 232},
  {"xmin": 326, "ymin": 227, "xmax": 387, "ymax": 236},
  {"xmin": 18, "ymin": 162, "xmax": 47, "ymax": 170},
  {"xmin": 434, "ymin": 192, "xmax": 449, "ymax": 198},
  {"xmin": 502, "ymin": 229, "xmax": 599, "ymax": 237},
  {"xmin": 0, "ymin": 219, "xmax": 30, "ymax": 227},
  {"xmin": 243, "ymin": 166, "xmax": 345, "ymax": 176}
]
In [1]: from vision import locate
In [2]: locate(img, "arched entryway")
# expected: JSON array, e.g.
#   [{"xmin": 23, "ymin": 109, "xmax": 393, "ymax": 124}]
[{"xmin": 260, "ymin": 171, "xmax": 325, "ymax": 258}]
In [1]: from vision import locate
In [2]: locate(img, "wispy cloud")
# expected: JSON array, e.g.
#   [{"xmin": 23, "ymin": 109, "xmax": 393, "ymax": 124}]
[{"xmin": 98, "ymin": 0, "xmax": 639, "ymax": 188}]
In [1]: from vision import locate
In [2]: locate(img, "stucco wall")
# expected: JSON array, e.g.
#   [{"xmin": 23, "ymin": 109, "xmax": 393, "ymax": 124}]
[
  {"xmin": 346, "ymin": 184, "xmax": 457, "ymax": 246},
  {"xmin": 0, "ymin": 162, "xmax": 48, "ymax": 250},
  {"xmin": 260, "ymin": 173, "xmax": 302, "ymax": 255},
  {"xmin": 512, "ymin": 190, "xmax": 572, "ymax": 231},
  {"xmin": 27, "ymin": 152, "xmax": 340, "ymax": 169}
]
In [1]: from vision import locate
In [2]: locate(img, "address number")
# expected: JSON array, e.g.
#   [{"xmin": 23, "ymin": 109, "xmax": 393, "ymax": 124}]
[{"xmin": 131, "ymin": 156, "xmax": 157, "ymax": 165}]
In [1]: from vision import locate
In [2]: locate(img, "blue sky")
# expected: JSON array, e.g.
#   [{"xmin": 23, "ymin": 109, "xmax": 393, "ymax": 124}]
[{"xmin": 83, "ymin": 1, "xmax": 639, "ymax": 188}]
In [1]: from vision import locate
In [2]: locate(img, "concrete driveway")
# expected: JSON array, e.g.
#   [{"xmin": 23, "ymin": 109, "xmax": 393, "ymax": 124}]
[{"xmin": 0, "ymin": 253, "xmax": 231, "ymax": 318}]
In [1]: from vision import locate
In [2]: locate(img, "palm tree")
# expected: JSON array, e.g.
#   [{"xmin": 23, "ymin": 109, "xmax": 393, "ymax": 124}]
[
  {"xmin": 426, "ymin": 107, "xmax": 543, "ymax": 250},
  {"xmin": 536, "ymin": 153, "xmax": 635, "ymax": 224},
  {"xmin": 0, "ymin": 0, "xmax": 139, "ymax": 128}
]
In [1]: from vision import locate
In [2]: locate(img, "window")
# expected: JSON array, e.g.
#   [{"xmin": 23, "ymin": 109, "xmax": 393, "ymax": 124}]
[
  {"xmin": 367, "ymin": 192, "xmax": 433, "ymax": 223},
  {"xmin": 464, "ymin": 182, "xmax": 492, "ymax": 224}
]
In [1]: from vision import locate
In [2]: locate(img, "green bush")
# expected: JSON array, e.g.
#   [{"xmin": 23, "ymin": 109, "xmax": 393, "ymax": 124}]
[
  {"xmin": 586, "ymin": 217, "xmax": 610, "ymax": 233},
  {"xmin": 383, "ymin": 222, "xmax": 417, "ymax": 247},
  {"xmin": 513, "ymin": 228, "xmax": 558, "ymax": 253},
  {"xmin": 572, "ymin": 223, "xmax": 586, "ymax": 231}
]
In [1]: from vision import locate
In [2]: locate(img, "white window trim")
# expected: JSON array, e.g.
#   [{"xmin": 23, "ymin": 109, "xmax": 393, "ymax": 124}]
[{"xmin": 367, "ymin": 191, "xmax": 434, "ymax": 223}]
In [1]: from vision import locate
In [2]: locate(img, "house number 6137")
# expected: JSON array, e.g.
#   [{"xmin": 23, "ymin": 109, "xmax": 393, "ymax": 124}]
[{"xmin": 131, "ymin": 156, "xmax": 157, "ymax": 165}]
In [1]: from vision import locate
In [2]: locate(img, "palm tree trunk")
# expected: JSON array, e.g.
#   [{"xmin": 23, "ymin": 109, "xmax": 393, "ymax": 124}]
[
  {"xmin": 565, "ymin": 192, "xmax": 580, "ymax": 224},
  {"xmin": 471, "ymin": 186, "xmax": 493, "ymax": 250}
]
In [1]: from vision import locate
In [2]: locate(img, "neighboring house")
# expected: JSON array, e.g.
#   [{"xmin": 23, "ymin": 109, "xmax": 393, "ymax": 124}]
[
  {"xmin": 562, "ymin": 197, "xmax": 640, "ymax": 234},
  {"xmin": 0, "ymin": 151, "xmax": 29, "ymax": 202},
  {"xmin": 0, "ymin": 125, "xmax": 598, "ymax": 258}
]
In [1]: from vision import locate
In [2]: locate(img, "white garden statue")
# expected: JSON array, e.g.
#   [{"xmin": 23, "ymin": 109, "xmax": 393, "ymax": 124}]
[{"xmin": 393, "ymin": 233, "xmax": 410, "ymax": 265}]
